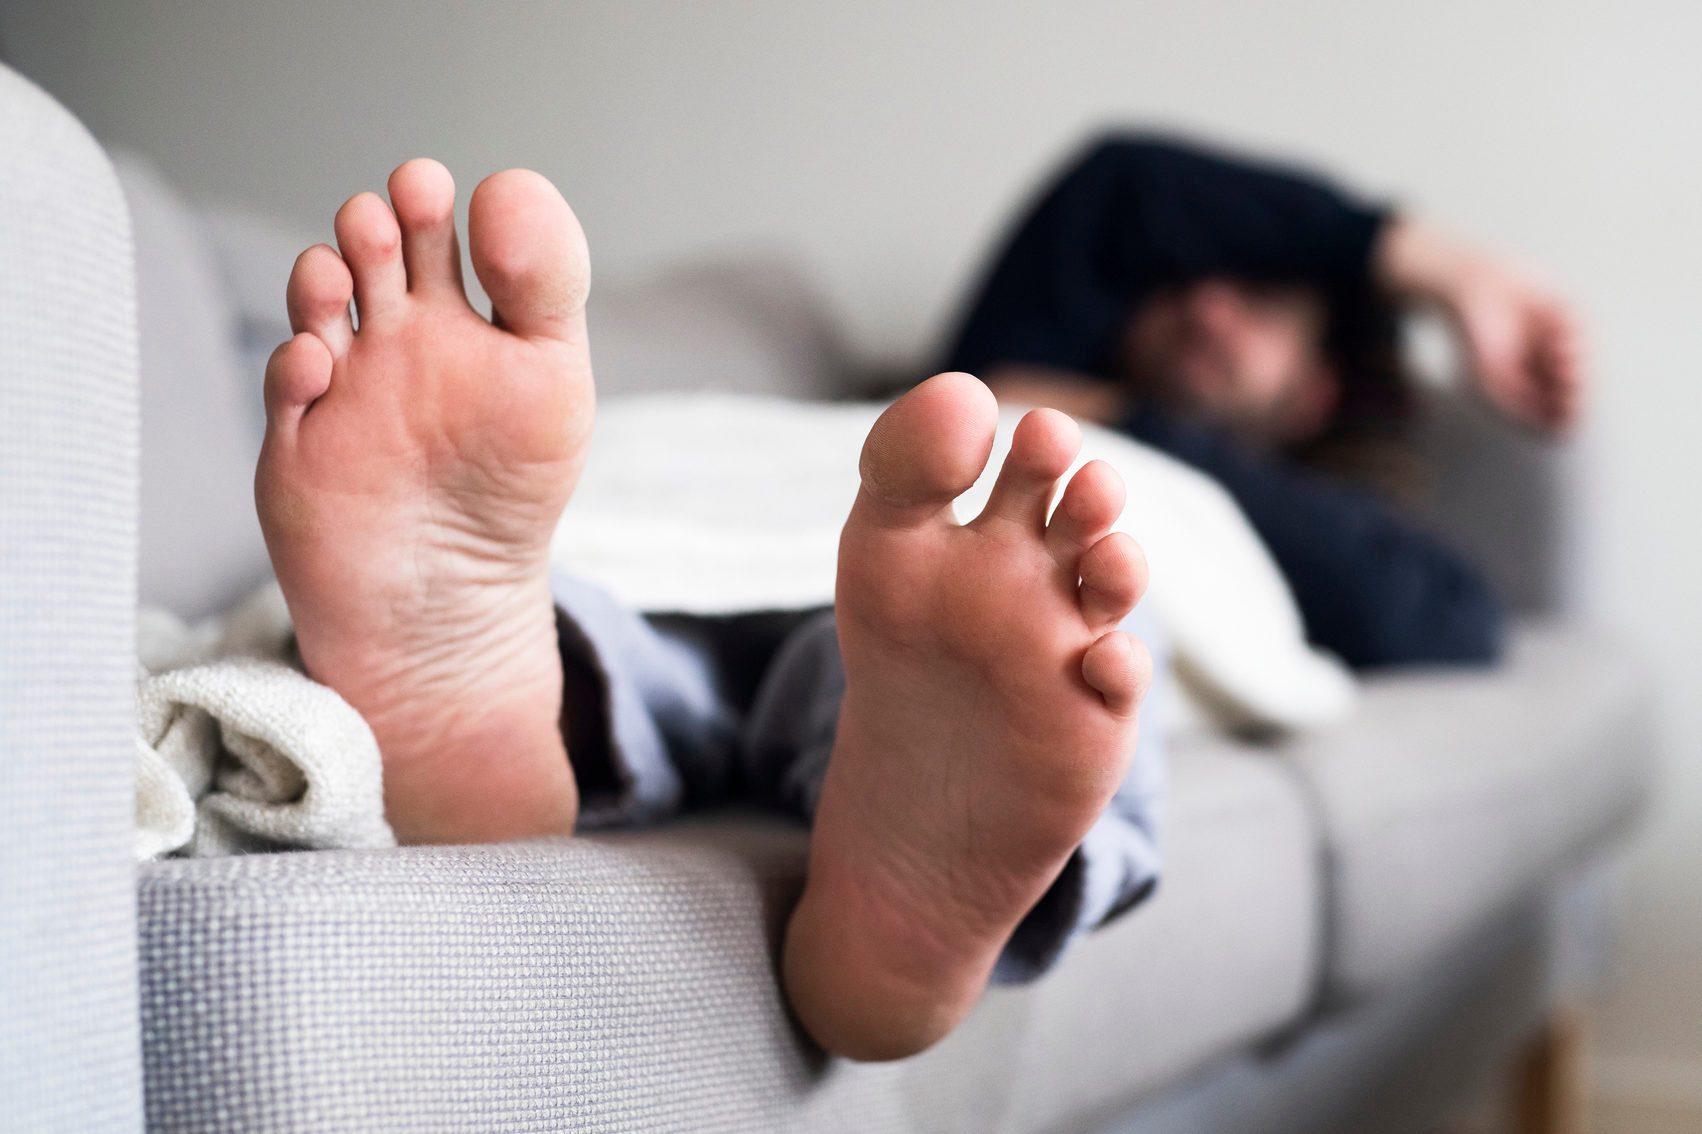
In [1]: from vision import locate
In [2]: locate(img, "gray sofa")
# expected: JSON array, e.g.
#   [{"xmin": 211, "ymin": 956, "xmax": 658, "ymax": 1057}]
[{"xmin": 1, "ymin": 65, "xmax": 1654, "ymax": 1134}]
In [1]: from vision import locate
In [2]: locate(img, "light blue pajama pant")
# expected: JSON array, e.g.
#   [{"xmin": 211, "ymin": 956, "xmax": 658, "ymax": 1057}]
[{"xmin": 551, "ymin": 568, "xmax": 1168, "ymax": 983}]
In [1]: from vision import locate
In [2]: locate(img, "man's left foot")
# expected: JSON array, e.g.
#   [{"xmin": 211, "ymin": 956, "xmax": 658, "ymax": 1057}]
[{"xmin": 255, "ymin": 159, "xmax": 594, "ymax": 844}]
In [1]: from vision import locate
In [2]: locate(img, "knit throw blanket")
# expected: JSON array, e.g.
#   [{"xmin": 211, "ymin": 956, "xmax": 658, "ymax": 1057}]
[{"xmin": 135, "ymin": 584, "xmax": 394, "ymax": 861}]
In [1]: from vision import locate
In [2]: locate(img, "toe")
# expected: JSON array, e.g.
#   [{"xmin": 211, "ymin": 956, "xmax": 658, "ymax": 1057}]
[
  {"xmin": 388, "ymin": 158, "xmax": 466, "ymax": 297},
  {"xmin": 1077, "ymin": 531, "xmax": 1148, "ymax": 630},
  {"xmin": 286, "ymin": 244, "xmax": 355, "ymax": 355},
  {"xmin": 468, "ymin": 168, "xmax": 589, "ymax": 341},
  {"xmin": 334, "ymin": 191, "xmax": 407, "ymax": 322},
  {"xmin": 852, "ymin": 372, "xmax": 998, "ymax": 527},
  {"xmin": 1046, "ymin": 459, "xmax": 1125, "ymax": 562},
  {"xmin": 977, "ymin": 407, "xmax": 1081, "ymax": 531},
  {"xmin": 263, "ymin": 333, "xmax": 334, "ymax": 427},
  {"xmin": 1081, "ymin": 630, "xmax": 1151, "ymax": 718}
]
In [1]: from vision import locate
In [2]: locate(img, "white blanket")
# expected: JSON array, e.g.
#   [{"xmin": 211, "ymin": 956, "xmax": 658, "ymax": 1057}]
[
  {"xmin": 560, "ymin": 394, "xmax": 1356, "ymax": 732},
  {"xmin": 137, "ymin": 393, "xmax": 1354, "ymax": 859}
]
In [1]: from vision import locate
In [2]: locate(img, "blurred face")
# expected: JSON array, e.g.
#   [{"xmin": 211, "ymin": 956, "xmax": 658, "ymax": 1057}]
[{"xmin": 1119, "ymin": 278, "xmax": 1337, "ymax": 443}]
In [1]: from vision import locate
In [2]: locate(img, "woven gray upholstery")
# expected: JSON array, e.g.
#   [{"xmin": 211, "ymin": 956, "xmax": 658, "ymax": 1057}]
[
  {"xmin": 0, "ymin": 66, "xmax": 142, "ymax": 1133},
  {"xmin": 1414, "ymin": 388, "xmax": 1575, "ymax": 614},
  {"xmin": 1285, "ymin": 623, "xmax": 1652, "ymax": 997},
  {"xmin": 139, "ymin": 740, "xmax": 1318, "ymax": 1133}
]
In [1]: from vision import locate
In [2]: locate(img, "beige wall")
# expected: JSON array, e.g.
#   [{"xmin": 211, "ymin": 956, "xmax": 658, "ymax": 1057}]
[{"xmin": 6, "ymin": 0, "xmax": 1700, "ymax": 1108}]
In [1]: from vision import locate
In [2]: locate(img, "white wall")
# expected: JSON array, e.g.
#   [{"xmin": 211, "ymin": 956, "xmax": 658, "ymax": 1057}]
[{"xmin": 6, "ymin": 0, "xmax": 1701, "ymax": 1106}]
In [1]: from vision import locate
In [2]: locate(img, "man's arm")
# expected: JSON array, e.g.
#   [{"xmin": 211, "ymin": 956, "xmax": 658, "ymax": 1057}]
[
  {"xmin": 1375, "ymin": 217, "xmax": 1586, "ymax": 435},
  {"xmin": 942, "ymin": 134, "xmax": 1390, "ymax": 380},
  {"xmin": 950, "ymin": 133, "xmax": 1587, "ymax": 437}
]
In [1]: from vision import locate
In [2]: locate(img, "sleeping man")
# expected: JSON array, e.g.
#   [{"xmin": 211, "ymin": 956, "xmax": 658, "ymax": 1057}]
[
  {"xmin": 257, "ymin": 159, "xmax": 1161, "ymax": 1063},
  {"xmin": 946, "ymin": 135, "xmax": 1586, "ymax": 669}
]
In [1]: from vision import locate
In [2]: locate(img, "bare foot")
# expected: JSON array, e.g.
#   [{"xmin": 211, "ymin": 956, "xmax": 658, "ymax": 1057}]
[
  {"xmin": 783, "ymin": 372, "xmax": 1151, "ymax": 1060},
  {"xmin": 255, "ymin": 159, "xmax": 592, "ymax": 844}
]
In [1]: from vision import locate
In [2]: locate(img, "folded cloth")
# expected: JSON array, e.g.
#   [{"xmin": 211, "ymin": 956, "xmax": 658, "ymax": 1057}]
[
  {"xmin": 134, "ymin": 583, "xmax": 394, "ymax": 861},
  {"xmin": 558, "ymin": 394, "xmax": 1357, "ymax": 733}
]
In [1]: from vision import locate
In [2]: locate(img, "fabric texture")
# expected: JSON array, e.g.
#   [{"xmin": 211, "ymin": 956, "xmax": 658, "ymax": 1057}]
[
  {"xmin": 1284, "ymin": 623, "xmax": 1652, "ymax": 996},
  {"xmin": 0, "ymin": 64, "xmax": 144, "ymax": 1134},
  {"xmin": 138, "ymin": 737, "xmax": 1318, "ymax": 1134},
  {"xmin": 134, "ymin": 583, "xmax": 394, "ymax": 860},
  {"xmin": 1120, "ymin": 894, "xmax": 1555, "ymax": 1134},
  {"xmin": 557, "ymin": 392, "xmax": 1357, "ymax": 732}
]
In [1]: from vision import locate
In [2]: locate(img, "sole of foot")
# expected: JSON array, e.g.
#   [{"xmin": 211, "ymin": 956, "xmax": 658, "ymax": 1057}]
[
  {"xmin": 783, "ymin": 371, "xmax": 1152, "ymax": 1061},
  {"xmin": 255, "ymin": 158, "xmax": 593, "ymax": 844}
]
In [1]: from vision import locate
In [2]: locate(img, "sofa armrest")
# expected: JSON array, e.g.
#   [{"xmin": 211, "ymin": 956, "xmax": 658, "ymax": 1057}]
[{"xmin": 0, "ymin": 65, "xmax": 142, "ymax": 1132}]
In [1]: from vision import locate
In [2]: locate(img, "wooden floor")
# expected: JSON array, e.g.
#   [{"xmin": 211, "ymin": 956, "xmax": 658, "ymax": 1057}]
[
  {"xmin": 1454, "ymin": 1100, "xmax": 1702, "ymax": 1134},
  {"xmin": 1590, "ymin": 1098, "xmax": 1702, "ymax": 1134},
  {"xmin": 1440, "ymin": 1011, "xmax": 1702, "ymax": 1134}
]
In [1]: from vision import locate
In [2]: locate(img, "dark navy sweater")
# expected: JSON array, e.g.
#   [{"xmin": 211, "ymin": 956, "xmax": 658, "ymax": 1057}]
[{"xmin": 942, "ymin": 135, "xmax": 1503, "ymax": 669}]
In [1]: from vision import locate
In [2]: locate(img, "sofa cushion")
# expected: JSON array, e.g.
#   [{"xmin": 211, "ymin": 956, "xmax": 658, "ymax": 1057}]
[
  {"xmin": 138, "ymin": 736, "xmax": 1317, "ymax": 1133},
  {"xmin": 1283, "ymin": 622, "xmax": 1651, "ymax": 998},
  {"xmin": 117, "ymin": 154, "xmax": 272, "ymax": 619},
  {"xmin": 1412, "ymin": 388, "xmax": 1576, "ymax": 615},
  {"xmin": 202, "ymin": 204, "xmax": 317, "ymax": 439}
]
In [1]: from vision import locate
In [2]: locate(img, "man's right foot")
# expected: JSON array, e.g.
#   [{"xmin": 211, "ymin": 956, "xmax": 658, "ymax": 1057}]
[
  {"xmin": 784, "ymin": 372, "xmax": 1152, "ymax": 1060},
  {"xmin": 255, "ymin": 159, "xmax": 594, "ymax": 844}
]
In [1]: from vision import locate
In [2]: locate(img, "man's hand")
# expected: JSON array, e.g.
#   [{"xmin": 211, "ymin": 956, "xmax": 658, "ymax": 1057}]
[{"xmin": 1377, "ymin": 217, "xmax": 1586, "ymax": 436}]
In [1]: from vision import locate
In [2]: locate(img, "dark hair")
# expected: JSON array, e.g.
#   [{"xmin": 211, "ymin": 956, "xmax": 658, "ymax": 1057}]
[
  {"xmin": 1322, "ymin": 283, "xmax": 1413, "ymax": 431},
  {"xmin": 1295, "ymin": 284, "xmax": 1425, "ymax": 503}
]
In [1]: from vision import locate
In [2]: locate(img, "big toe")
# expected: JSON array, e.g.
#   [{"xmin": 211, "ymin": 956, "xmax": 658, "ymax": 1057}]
[
  {"xmin": 854, "ymin": 372, "xmax": 998, "ymax": 526},
  {"xmin": 468, "ymin": 168, "xmax": 589, "ymax": 341}
]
